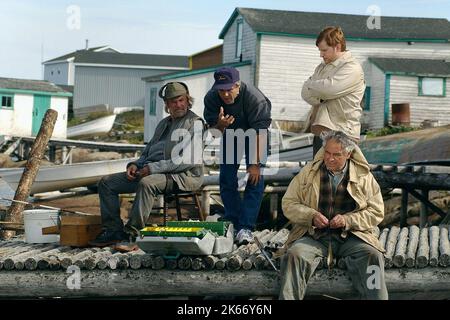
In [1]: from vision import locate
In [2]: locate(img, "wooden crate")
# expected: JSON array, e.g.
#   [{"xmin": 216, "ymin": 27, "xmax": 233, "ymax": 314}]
[{"xmin": 42, "ymin": 214, "xmax": 102, "ymax": 247}]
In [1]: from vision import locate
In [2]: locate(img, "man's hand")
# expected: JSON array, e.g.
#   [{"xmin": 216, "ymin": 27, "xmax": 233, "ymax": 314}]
[
  {"xmin": 247, "ymin": 164, "xmax": 261, "ymax": 185},
  {"xmin": 329, "ymin": 214, "xmax": 346, "ymax": 229},
  {"xmin": 216, "ymin": 107, "xmax": 235, "ymax": 132},
  {"xmin": 139, "ymin": 165, "xmax": 150, "ymax": 178},
  {"xmin": 313, "ymin": 212, "xmax": 329, "ymax": 229},
  {"xmin": 126, "ymin": 164, "xmax": 139, "ymax": 181}
]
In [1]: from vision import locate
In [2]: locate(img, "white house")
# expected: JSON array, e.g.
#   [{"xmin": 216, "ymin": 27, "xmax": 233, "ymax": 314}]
[
  {"xmin": 0, "ymin": 78, "xmax": 71, "ymax": 138},
  {"xmin": 143, "ymin": 7, "xmax": 450, "ymax": 136},
  {"xmin": 43, "ymin": 46, "xmax": 189, "ymax": 117},
  {"xmin": 220, "ymin": 8, "xmax": 450, "ymax": 130}
]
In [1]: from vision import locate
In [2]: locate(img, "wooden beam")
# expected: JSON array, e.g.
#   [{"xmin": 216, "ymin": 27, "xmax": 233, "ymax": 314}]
[
  {"xmin": 0, "ymin": 269, "xmax": 449, "ymax": 299},
  {"xmin": 2, "ymin": 109, "xmax": 58, "ymax": 240}
]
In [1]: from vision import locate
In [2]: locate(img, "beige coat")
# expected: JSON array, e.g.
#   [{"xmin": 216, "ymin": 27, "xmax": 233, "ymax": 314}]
[
  {"xmin": 278, "ymin": 145, "xmax": 385, "ymax": 256},
  {"xmin": 302, "ymin": 51, "xmax": 365, "ymax": 140}
]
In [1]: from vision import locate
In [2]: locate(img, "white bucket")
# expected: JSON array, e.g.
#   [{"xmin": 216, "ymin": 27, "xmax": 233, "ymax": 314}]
[{"xmin": 23, "ymin": 209, "xmax": 60, "ymax": 244}]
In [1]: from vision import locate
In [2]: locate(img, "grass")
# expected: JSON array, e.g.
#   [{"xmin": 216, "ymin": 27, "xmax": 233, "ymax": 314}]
[
  {"xmin": 114, "ymin": 110, "xmax": 145, "ymax": 132},
  {"xmin": 365, "ymin": 125, "xmax": 418, "ymax": 138}
]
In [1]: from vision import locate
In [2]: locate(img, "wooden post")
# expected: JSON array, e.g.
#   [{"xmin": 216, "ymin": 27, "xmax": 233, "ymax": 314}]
[
  {"xmin": 416, "ymin": 227, "xmax": 430, "ymax": 268},
  {"xmin": 2, "ymin": 109, "xmax": 58, "ymax": 239},
  {"xmin": 405, "ymin": 225, "xmax": 420, "ymax": 267},
  {"xmin": 393, "ymin": 227, "xmax": 409, "ymax": 267},
  {"xmin": 420, "ymin": 189, "xmax": 429, "ymax": 228},
  {"xmin": 385, "ymin": 226, "xmax": 400, "ymax": 268},
  {"xmin": 439, "ymin": 226, "xmax": 450, "ymax": 267},
  {"xmin": 400, "ymin": 189, "xmax": 408, "ymax": 227},
  {"xmin": 429, "ymin": 226, "xmax": 440, "ymax": 267},
  {"xmin": 201, "ymin": 191, "xmax": 211, "ymax": 217}
]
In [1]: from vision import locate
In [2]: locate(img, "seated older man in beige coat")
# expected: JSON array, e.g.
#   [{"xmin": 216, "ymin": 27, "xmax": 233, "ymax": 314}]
[{"xmin": 278, "ymin": 130, "xmax": 388, "ymax": 300}]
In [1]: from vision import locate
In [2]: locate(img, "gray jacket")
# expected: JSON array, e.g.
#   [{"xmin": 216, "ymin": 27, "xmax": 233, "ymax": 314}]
[{"xmin": 128, "ymin": 110, "xmax": 204, "ymax": 191}]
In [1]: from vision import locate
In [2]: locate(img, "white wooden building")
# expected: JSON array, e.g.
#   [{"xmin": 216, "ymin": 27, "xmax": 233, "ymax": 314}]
[
  {"xmin": 143, "ymin": 7, "xmax": 450, "ymax": 136},
  {"xmin": 0, "ymin": 78, "xmax": 71, "ymax": 138},
  {"xmin": 43, "ymin": 46, "xmax": 189, "ymax": 117}
]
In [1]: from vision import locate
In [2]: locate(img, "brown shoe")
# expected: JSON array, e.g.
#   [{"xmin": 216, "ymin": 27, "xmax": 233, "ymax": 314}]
[{"xmin": 113, "ymin": 241, "xmax": 139, "ymax": 252}]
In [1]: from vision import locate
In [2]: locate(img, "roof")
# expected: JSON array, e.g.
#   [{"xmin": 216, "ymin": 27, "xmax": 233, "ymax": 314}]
[
  {"xmin": 43, "ymin": 45, "xmax": 117, "ymax": 63},
  {"xmin": 0, "ymin": 77, "xmax": 69, "ymax": 93},
  {"xmin": 142, "ymin": 61, "xmax": 252, "ymax": 82},
  {"xmin": 74, "ymin": 52, "xmax": 189, "ymax": 68},
  {"xmin": 44, "ymin": 49, "xmax": 189, "ymax": 69},
  {"xmin": 369, "ymin": 57, "xmax": 450, "ymax": 76},
  {"xmin": 57, "ymin": 85, "xmax": 74, "ymax": 93},
  {"xmin": 219, "ymin": 8, "xmax": 450, "ymax": 42}
]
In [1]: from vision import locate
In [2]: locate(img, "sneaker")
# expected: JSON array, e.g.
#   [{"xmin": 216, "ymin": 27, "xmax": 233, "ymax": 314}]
[
  {"xmin": 235, "ymin": 229, "xmax": 254, "ymax": 246},
  {"xmin": 89, "ymin": 229, "xmax": 128, "ymax": 247}
]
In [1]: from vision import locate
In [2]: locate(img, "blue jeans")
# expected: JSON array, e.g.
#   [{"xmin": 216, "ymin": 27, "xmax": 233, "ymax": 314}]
[{"xmin": 219, "ymin": 132, "xmax": 265, "ymax": 231}]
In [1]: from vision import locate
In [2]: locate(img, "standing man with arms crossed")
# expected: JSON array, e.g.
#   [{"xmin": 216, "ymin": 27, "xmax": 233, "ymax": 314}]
[
  {"xmin": 204, "ymin": 67, "xmax": 272, "ymax": 245},
  {"xmin": 302, "ymin": 26, "xmax": 366, "ymax": 156}
]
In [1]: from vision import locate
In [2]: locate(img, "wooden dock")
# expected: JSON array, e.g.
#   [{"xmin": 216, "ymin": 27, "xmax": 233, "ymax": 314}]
[{"xmin": 0, "ymin": 226, "xmax": 449, "ymax": 299}]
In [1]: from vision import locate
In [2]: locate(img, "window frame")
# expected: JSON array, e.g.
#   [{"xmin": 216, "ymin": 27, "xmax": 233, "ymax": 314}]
[
  {"xmin": 235, "ymin": 19, "xmax": 243, "ymax": 59},
  {"xmin": 149, "ymin": 87, "xmax": 157, "ymax": 116},
  {"xmin": 0, "ymin": 93, "xmax": 14, "ymax": 109},
  {"xmin": 418, "ymin": 77, "xmax": 446, "ymax": 97}
]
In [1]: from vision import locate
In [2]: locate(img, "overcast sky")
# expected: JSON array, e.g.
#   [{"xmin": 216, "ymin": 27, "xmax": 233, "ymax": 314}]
[{"xmin": 1, "ymin": 0, "xmax": 450, "ymax": 80}]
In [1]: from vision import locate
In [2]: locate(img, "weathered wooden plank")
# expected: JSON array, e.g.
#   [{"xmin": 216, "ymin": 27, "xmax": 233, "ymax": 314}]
[
  {"xmin": 378, "ymin": 228, "xmax": 389, "ymax": 251},
  {"xmin": 417, "ymin": 228, "xmax": 430, "ymax": 268},
  {"xmin": 394, "ymin": 227, "xmax": 409, "ymax": 267},
  {"xmin": 0, "ymin": 269, "xmax": 449, "ymax": 299},
  {"xmin": 204, "ymin": 255, "xmax": 218, "ymax": 270},
  {"xmin": 439, "ymin": 226, "xmax": 450, "ymax": 267},
  {"xmin": 405, "ymin": 225, "xmax": 420, "ymax": 268},
  {"xmin": 429, "ymin": 226, "xmax": 440, "ymax": 267},
  {"xmin": 385, "ymin": 226, "xmax": 400, "ymax": 268}
]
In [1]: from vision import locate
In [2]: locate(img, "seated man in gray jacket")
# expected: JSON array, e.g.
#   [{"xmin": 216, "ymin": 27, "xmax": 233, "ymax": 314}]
[{"xmin": 90, "ymin": 82, "xmax": 204, "ymax": 247}]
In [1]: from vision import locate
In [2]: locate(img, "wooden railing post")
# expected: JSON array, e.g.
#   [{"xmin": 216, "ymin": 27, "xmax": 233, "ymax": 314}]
[{"xmin": 1, "ymin": 109, "xmax": 58, "ymax": 239}]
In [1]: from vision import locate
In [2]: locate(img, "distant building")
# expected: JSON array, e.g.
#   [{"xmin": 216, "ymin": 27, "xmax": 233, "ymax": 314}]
[
  {"xmin": 144, "ymin": 7, "xmax": 450, "ymax": 137},
  {"xmin": 189, "ymin": 44, "xmax": 223, "ymax": 70},
  {"xmin": 43, "ymin": 46, "xmax": 189, "ymax": 117},
  {"xmin": 0, "ymin": 78, "xmax": 71, "ymax": 138}
]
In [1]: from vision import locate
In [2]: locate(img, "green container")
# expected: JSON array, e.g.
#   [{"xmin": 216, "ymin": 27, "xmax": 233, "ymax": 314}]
[
  {"xmin": 166, "ymin": 221, "xmax": 230, "ymax": 236},
  {"xmin": 140, "ymin": 226, "xmax": 207, "ymax": 238}
]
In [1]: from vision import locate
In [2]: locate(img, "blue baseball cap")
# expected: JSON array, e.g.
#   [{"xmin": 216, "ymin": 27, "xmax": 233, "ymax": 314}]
[{"xmin": 212, "ymin": 67, "xmax": 240, "ymax": 90}]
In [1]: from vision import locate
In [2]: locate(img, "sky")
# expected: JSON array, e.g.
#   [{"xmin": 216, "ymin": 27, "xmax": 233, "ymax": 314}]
[{"xmin": 1, "ymin": 0, "xmax": 450, "ymax": 80}]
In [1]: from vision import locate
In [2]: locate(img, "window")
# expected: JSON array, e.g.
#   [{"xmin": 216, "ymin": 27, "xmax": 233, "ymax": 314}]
[
  {"xmin": 0, "ymin": 94, "xmax": 14, "ymax": 109},
  {"xmin": 362, "ymin": 87, "xmax": 371, "ymax": 111},
  {"xmin": 149, "ymin": 87, "xmax": 157, "ymax": 116},
  {"xmin": 419, "ymin": 77, "xmax": 446, "ymax": 97},
  {"xmin": 235, "ymin": 19, "xmax": 243, "ymax": 59}
]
